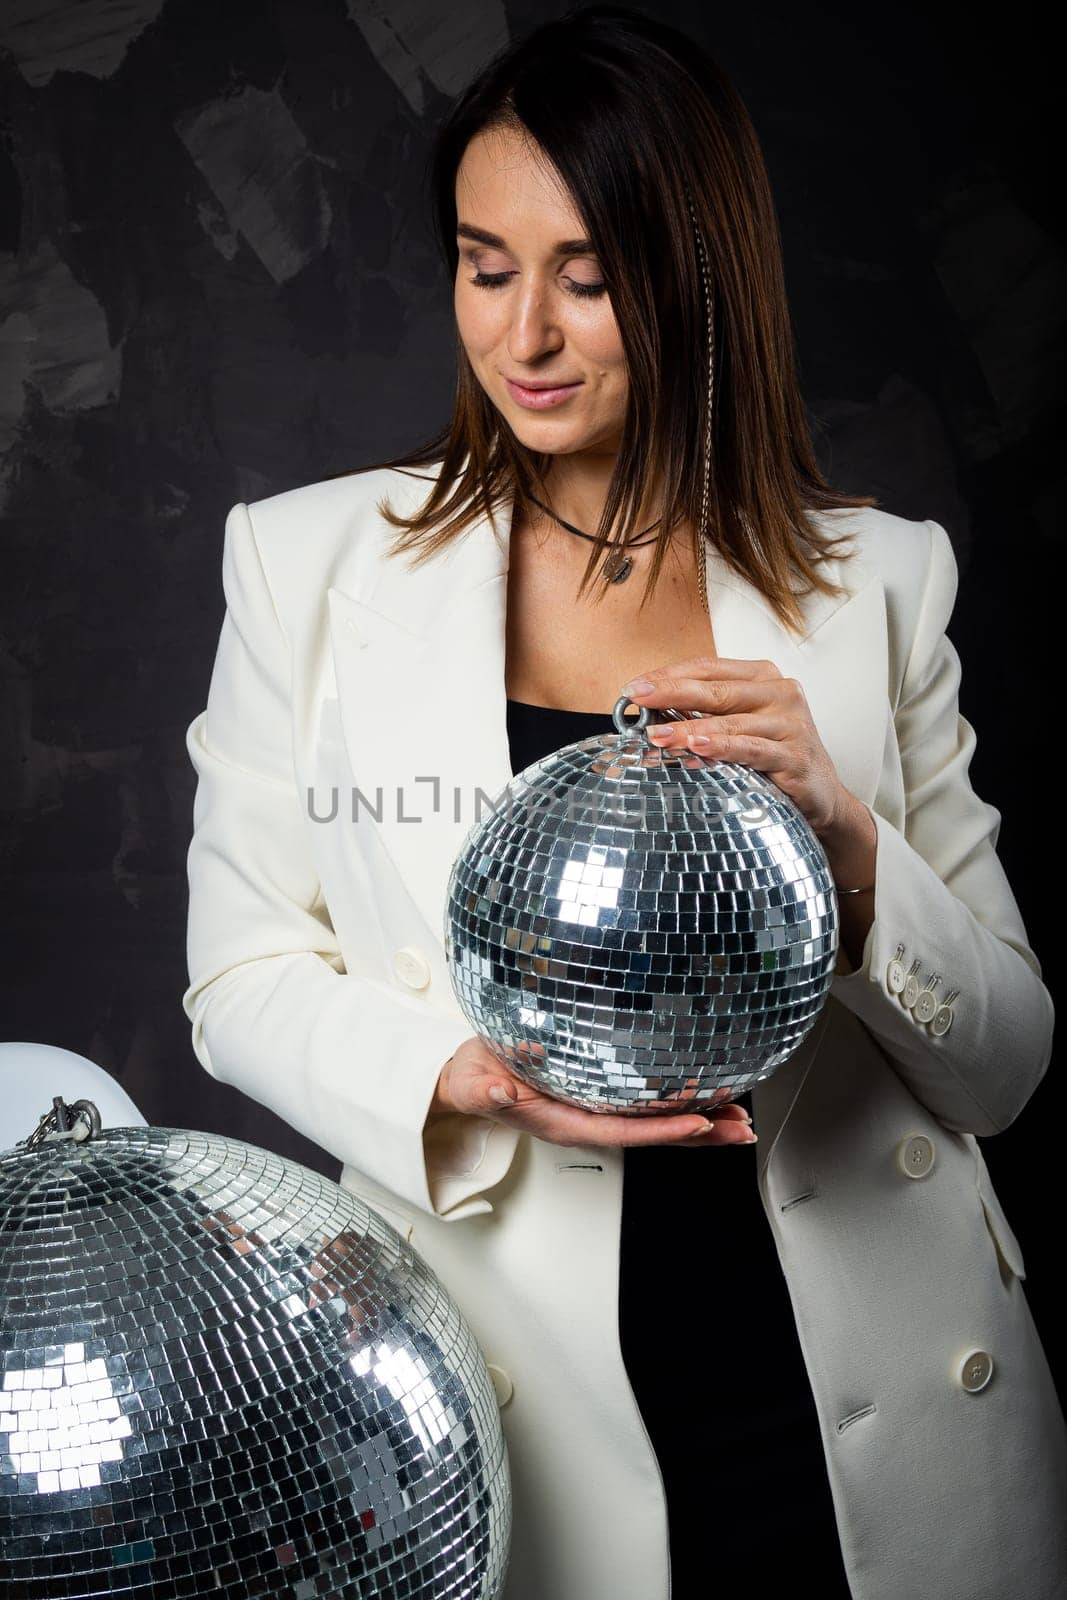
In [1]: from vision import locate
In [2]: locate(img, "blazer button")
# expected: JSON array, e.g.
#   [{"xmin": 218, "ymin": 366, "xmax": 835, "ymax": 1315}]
[
  {"xmin": 896, "ymin": 1134, "xmax": 935, "ymax": 1179},
  {"xmin": 914, "ymin": 986, "xmax": 940, "ymax": 1023},
  {"xmin": 956, "ymin": 1349, "xmax": 994, "ymax": 1393},
  {"xmin": 886, "ymin": 952, "xmax": 907, "ymax": 994},
  {"xmin": 902, "ymin": 971, "xmax": 921, "ymax": 1009},
  {"xmin": 930, "ymin": 1005, "xmax": 955, "ymax": 1036},
  {"xmin": 487, "ymin": 1363, "xmax": 514, "ymax": 1408},
  {"xmin": 393, "ymin": 947, "xmax": 431, "ymax": 989}
]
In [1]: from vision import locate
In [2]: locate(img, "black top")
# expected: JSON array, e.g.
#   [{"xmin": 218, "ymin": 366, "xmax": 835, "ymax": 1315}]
[{"xmin": 505, "ymin": 697, "xmax": 852, "ymax": 1596}]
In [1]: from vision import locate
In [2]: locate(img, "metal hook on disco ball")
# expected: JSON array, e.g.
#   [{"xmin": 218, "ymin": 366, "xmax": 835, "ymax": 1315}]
[
  {"xmin": 612, "ymin": 694, "xmax": 653, "ymax": 739},
  {"xmin": 612, "ymin": 695, "xmax": 706, "ymax": 744},
  {"xmin": 19, "ymin": 1095, "xmax": 102, "ymax": 1149}
]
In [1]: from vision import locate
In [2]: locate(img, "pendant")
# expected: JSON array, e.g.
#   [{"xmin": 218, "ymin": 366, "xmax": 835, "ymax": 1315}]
[{"xmin": 604, "ymin": 551, "xmax": 632, "ymax": 583}]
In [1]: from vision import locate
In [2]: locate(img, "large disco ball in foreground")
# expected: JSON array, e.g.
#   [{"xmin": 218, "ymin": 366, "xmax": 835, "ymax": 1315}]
[
  {"xmin": 0, "ymin": 1111, "xmax": 510, "ymax": 1599},
  {"xmin": 445, "ymin": 697, "xmax": 839, "ymax": 1115}
]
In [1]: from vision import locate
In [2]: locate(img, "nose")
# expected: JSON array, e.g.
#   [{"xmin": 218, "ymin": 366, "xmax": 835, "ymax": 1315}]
[{"xmin": 506, "ymin": 281, "xmax": 564, "ymax": 364}]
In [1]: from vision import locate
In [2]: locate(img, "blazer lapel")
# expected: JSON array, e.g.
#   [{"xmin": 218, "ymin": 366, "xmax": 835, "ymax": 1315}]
[{"xmin": 326, "ymin": 486, "xmax": 889, "ymax": 952}]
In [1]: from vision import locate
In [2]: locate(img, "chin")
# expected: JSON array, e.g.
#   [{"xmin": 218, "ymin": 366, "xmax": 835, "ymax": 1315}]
[
  {"xmin": 512, "ymin": 423, "xmax": 580, "ymax": 444},
  {"xmin": 517, "ymin": 434, "xmax": 593, "ymax": 460},
  {"xmin": 508, "ymin": 409, "xmax": 599, "ymax": 439}
]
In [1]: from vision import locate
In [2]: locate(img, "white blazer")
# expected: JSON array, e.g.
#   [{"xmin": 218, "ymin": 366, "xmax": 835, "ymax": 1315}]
[{"xmin": 183, "ymin": 464, "xmax": 1067, "ymax": 1600}]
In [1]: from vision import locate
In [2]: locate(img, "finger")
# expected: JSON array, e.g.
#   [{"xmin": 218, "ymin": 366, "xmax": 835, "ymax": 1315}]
[
  {"xmin": 671, "ymin": 1126, "xmax": 755, "ymax": 1152},
  {"xmin": 519, "ymin": 1100, "xmax": 723, "ymax": 1147},
  {"xmin": 713, "ymin": 1101, "xmax": 753, "ymax": 1121},
  {"xmin": 487, "ymin": 1059, "xmax": 754, "ymax": 1137},
  {"xmin": 488, "ymin": 1090, "xmax": 706, "ymax": 1143},
  {"xmin": 636, "ymin": 681, "xmax": 789, "ymax": 719},
  {"xmin": 623, "ymin": 657, "xmax": 782, "ymax": 688},
  {"xmin": 604, "ymin": 1112, "xmax": 757, "ymax": 1148},
  {"xmin": 480, "ymin": 1061, "xmax": 561, "ymax": 1111},
  {"xmin": 489, "ymin": 1057, "xmax": 753, "ymax": 1117},
  {"xmin": 646, "ymin": 710, "xmax": 792, "ymax": 748},
  {"xmin": 662, "ymin": 729, "xmax": 789, "ymax": 772},
  {"xmin": 643, "ymin": 1098, "xmax": 756, "ymax": 1146},
  {"xmin": 581, "ymin": 1112, "xmax": 713, "ymax": 1146}
]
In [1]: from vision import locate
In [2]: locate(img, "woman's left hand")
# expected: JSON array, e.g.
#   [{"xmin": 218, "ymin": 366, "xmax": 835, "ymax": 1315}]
[{"xmin": 621, "ymin": 655, "xmax": 850, "ymax": 839}]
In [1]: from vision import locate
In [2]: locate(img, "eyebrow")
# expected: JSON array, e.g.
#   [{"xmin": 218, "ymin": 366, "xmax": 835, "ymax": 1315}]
[{"xmin": 456, "ymin": 222, "xmax": 595, "ymax": 255}]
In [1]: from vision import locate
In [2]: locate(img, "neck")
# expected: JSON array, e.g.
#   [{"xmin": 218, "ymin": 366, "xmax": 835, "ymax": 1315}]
[{"xmin": 537, "ymin": 452, "xmax": 672, "ymax": 540}]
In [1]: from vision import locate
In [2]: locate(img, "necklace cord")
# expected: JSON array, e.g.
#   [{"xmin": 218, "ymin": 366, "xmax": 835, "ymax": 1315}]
[{"xmin": 526, "ymin": 491, "xmax": 662, "ymax": 586}]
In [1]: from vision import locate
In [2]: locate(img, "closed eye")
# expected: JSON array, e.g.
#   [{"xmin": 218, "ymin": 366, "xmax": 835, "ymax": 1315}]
[{"xmin": 469, "ymin": 270, "xmax": 606, "ymax": 299}]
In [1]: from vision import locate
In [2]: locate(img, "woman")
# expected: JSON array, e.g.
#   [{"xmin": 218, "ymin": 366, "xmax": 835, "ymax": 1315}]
[{"xmin": 182, "ymin": 8, "xmax": 1066, "ymax": 1598}]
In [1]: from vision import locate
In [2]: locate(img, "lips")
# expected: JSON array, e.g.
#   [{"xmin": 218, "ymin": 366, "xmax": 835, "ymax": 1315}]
[
  {"xmin": 505, "ymin": 377, "xmax": 583, "ymax": 410},
  {"xmin": 508, "ymin": 379, "xmax": 579, "ymax": 390}
]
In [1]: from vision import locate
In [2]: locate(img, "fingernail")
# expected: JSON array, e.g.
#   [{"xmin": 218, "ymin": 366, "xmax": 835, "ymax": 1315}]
[
  {"xmin": 741, "ymin": 1130, "xmax": 758, "ymax": 1143},
  {"xmin": 687, "ymin": 1120, "xmax": 715, "ymax": 1137},
  {"xmin": 489, "ymin": 1085, "xmax": 515, "ymax": 1105},
  {"xmin": 622, "ymin": 677, "xmax": 655, "ymax": 696}
]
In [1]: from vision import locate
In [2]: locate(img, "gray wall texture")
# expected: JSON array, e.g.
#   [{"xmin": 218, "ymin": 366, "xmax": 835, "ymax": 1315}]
[{"xmin": 0, "ymin": 1, "xmax": 1061, "ymax": 1366}]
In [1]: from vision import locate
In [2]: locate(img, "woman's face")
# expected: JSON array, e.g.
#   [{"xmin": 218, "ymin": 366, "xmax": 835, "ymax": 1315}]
[{"xmin": 454, "ymin": 124, "xmax": 627, "ymax": 458}]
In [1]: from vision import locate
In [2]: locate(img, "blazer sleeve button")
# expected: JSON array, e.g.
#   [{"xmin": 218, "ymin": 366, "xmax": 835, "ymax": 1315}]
[
  {"xmin": 956, "ymin": 1349, "xmax": 994, "ymax": 1393},
  {"xmin": 915, "ymin": 991, "xmax": 937, "ymax": 1022},
  {"xmin": 914, "ymin": 976, "xmax": 942, "ymax": 1023},
  {"xmin": 392, "ymin": 947, "xmax": 431, "ymax": 989},
  {"xmin": 930, "ymin": 1004, "xmax": 955, "ymax": 1036}
]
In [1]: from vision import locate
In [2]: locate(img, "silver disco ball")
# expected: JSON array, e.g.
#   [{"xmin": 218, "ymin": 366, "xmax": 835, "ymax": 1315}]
[
  {"xmin": 0, "ymin": 1108, "xmax": 510, "ymax": 1598},
  {"xmin": 445, "ymin": 697, "xmax": 839, "ymax": 1114}
]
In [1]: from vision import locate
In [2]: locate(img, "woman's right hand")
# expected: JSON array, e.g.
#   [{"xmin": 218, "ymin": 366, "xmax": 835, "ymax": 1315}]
[{"xmin": 431, "ymin": 1037, "xmax": 756, "ymax": 1148}]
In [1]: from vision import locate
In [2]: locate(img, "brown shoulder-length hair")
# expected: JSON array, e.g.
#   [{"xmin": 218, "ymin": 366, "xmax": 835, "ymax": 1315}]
[{"xmin": 345, "ymin": 3, "xmax": 876, "ymax": 634}]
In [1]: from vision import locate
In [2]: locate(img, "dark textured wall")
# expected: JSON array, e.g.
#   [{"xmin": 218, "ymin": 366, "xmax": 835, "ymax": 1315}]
[{"xmin": 0, "ymin": 1, "xmax": 1060, "ymax": 1364}]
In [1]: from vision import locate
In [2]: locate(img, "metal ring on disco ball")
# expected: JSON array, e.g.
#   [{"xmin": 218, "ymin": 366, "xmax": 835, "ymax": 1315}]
[{"xmin": 612, "ymin": 694, "xmax": 652, "ymax": 738}]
